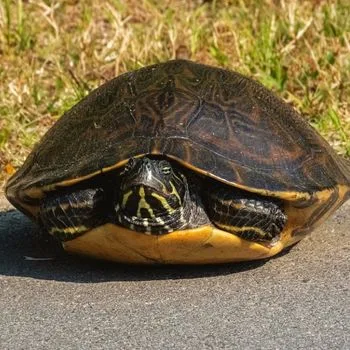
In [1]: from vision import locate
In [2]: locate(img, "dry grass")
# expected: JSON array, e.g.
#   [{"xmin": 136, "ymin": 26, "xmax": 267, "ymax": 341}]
[{"xmin": 1, "ymin": 0, "xmax": 350, "ymax": 187}]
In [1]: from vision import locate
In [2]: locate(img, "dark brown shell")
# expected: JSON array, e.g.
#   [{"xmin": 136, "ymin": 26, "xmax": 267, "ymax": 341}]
[{"xmin": 6, "ymin": 60, "xmax": 350, "ymax": 207}]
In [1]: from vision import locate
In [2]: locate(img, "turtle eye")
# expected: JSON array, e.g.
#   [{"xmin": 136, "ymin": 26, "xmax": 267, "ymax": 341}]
[{"xmin": 159, "ymin": 160, "xmax": 172, "ymax": 175}]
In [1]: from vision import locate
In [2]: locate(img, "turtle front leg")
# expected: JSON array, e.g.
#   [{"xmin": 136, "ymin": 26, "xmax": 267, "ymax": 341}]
[
  {"xmin": 40, "ymin": 188, "xmax": 108, "ymax": 241},
  {"xmin": 204, "ymin": 185, "xmax": 287, "ymax": 242}
]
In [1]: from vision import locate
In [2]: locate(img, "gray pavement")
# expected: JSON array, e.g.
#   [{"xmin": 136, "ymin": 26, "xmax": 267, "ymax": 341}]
[{"xmin": 0, "ymin": 195, "xmax": 349, "ymax": 349}]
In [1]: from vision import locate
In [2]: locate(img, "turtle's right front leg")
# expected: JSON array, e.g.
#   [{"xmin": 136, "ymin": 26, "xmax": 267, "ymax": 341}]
[{"xmin": 40, "ymin": 188, "xmax": 108, "ymax": 241}]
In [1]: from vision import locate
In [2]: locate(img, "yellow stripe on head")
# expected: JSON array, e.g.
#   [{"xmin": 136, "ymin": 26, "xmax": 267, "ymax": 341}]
[
  {"xmin": 122, "ymin": 190, "xmax": 133, "ymax": 209},
  {"xmin": 151, "ymin": 192, "xmax": 175, "ymax": 214},
  {"xmin": 137, "ymin": 186, "xmax": 155, "ymax": 218},
  {"xmin": 169, "ymin": 181, "xmax": 181, "ymax": 204}
]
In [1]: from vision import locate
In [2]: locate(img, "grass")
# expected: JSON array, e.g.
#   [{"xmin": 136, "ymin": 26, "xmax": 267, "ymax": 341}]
[{"xmin": 0, "ymin": 0, "xmax": 350, "ymax": 188}]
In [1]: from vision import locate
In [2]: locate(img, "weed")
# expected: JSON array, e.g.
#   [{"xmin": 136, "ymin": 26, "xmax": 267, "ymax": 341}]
[{"xmin": 0, "ymin": 0, "xmax": 349, "ymax": 187}]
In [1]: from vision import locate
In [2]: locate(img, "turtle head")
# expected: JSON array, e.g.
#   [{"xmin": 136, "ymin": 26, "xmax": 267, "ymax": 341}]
[{"xmin": 117, "ymin": 157, "xmax": 187, "ymax": 223}]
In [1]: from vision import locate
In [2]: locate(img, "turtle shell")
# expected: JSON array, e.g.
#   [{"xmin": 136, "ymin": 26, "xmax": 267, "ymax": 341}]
[
  {"xmin": 6, "ymin": 59, "xmax": 350, "ymax": 264},
  {"xmin": 6, "ymin": 59, "xmax": 350, "ymax": 214}
]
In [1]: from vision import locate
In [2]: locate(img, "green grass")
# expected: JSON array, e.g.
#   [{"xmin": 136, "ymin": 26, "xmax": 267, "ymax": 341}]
[{"xmin": 0, "ymin": 0, "xmax": 350, "ymax": 187}]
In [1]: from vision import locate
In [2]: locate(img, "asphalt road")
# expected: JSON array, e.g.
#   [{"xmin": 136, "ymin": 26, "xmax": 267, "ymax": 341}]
[{"xmin": 0, "ymin": 195, "xmax": 349, "ymax": 350}]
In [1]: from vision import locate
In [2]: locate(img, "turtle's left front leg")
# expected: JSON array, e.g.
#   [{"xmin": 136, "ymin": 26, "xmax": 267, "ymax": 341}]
[{"xmin": 204, "ymin": 185, "xmax": 287, "ymax": 242}]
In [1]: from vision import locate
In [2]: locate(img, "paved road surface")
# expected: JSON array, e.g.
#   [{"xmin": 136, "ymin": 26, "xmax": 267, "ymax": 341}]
[{"xmin": 0, "ymin": 195, "xmax": 349, "ymax": 349}]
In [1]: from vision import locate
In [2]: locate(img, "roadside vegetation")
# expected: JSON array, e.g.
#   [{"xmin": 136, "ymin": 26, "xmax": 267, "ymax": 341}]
[{"xmin": 0, "ymin": 0, "xmax": 349, "ymax": 188}]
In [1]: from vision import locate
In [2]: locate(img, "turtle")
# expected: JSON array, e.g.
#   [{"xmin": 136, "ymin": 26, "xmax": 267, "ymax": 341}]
[{"xmin": 5, "ymin": 59, "xmax": 350, "ymax": 264}]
